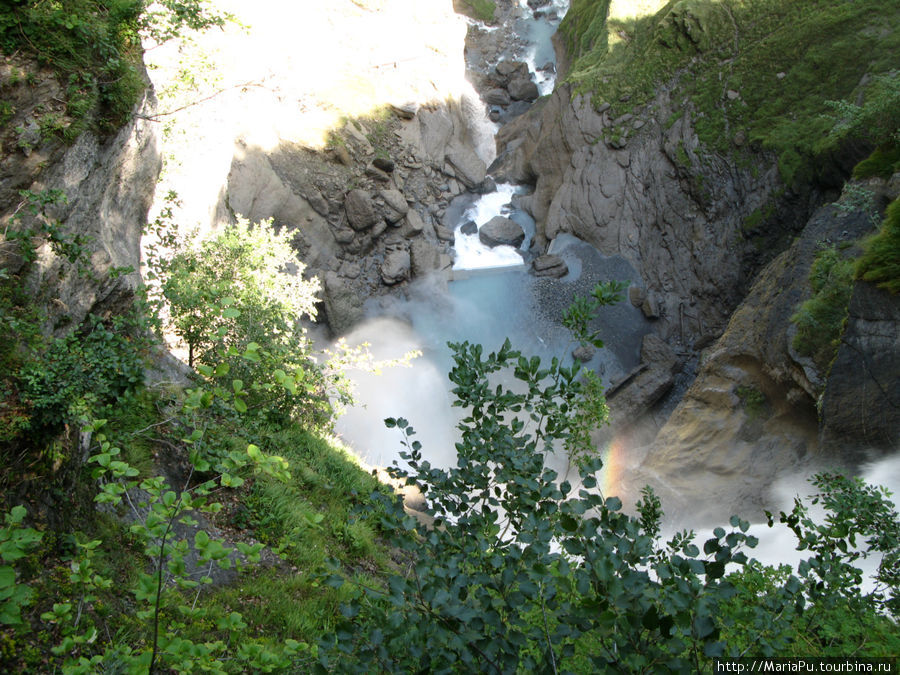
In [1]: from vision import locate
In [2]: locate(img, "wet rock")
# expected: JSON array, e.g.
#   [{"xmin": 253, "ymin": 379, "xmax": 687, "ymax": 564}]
[
  {"xmin": 434, "ymin": 224, "xmax": 456, "ymax": 243},
  {"xmin": 410, "ymin": 238, "xmax": 441, "ymax": 277},
  {"xmin": 532, "ymin": 254, "xmax": 568, "ymax": 278},
  {"xmin": 479, "ymin": 216, "xmax": 524, "ymax": 248},
  {"xmin": 485, "ymin": 88, "xmax": 512, "ymax": 107},
  {"xmin": 322, "ymin": 272, "xmax": 363, "ymax": 335},
  {"xmin": 495, "ymin": 60, "xmax": 530, "ymax": 85},
  {"xmin": 460, "ymin": 220, "xmax": 478, "ymax": 235},
  {"xmin": 381, "ymin": 249, "xmax": 411, "ymax": 285},
  {"xmin": 508, "ymin": 77, "xmax": 539, "ymax": 102},
  {"xmin": 344, "ymin": 189, "xmax": 379, "ymax": 230}
]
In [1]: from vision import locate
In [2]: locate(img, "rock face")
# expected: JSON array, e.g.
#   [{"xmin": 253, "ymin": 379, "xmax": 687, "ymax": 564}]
[
  {"xmin": 492, "ymin": 83, "xmax": 799, "ymax": 348},
  {"xmin": 820, "ymin": 281, "xmax": 900, "ymax": 456},
  {"xmin": 479, "ymin": 216, "xmax": 524, "ymax": 248},
  {"xmin": 0, "ymin": 56, "xmax": 160, "ymax": 334},
  {"xmin": 626, "ymin": 198, "xmax": 887, "ymax": 523}
]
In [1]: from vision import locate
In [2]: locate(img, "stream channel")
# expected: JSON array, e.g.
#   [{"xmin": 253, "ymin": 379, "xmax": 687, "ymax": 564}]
[{"xmin": 335, "ymin": 0, "xmax": 651, "ymax": 481}]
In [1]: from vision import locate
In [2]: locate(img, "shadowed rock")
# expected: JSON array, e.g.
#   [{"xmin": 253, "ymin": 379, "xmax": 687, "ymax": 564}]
[{"xmin": 479, "ymin": 216, "xmax": 524, "ymax": 248}]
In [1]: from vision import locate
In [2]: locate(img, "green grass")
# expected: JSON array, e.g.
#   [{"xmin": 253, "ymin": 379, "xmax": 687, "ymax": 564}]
[
  {"xmin": 558, "ymin": 0, "xmax": 900, "ymax": 186},
  {"xmin": 453, "ymin": 0, "xmax": 497, "ymax": 23},
  {"xmin": 853, "ymin": 145, "xmax": 900, "ymax": 181},
  {"xmin": 856, "ymin": 197, "xmax": 900, "ymax": 294}
]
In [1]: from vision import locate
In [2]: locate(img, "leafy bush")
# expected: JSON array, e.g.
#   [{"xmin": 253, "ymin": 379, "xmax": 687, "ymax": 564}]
[
  {"xmin": 17, "ymin": 314, "xmax": 146, "ymax": 433},
  {"xmin": 791, "ymin": 244, "xmax": 854, "ymax": 372},
  {"xmin": 157, "ymin": 218, "xmax": 346, "ymax": 427},
  {"xmin": 0, "ymin": 0, "xmax": 230, "ymax": 134},
  {"xmin": 856, "ymin": 198, "xmax": 900, "ymax": 294},
  {"xmin": 318, "ymin": 285, "xmax": 899, "ymax": 670},
  {"xmin": 320, "ymin": 336, "xmax": 900, "ymax": 671}
]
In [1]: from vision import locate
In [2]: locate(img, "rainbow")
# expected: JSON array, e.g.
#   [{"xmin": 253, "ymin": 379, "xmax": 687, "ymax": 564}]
[{"xmin": 599, "ymin": 435, "xmax": 628, "ymax": 500}]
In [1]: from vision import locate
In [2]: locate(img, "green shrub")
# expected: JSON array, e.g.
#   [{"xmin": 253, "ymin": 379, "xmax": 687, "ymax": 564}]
[
  {"xmin": 791, "ymin": 244, "xmax": 854, "ymax": 372},
  {"xmin": 852, "ymin": 145, "xmax": 900, "ymax": 180},
  {"xmin": 159, "ymin": 218, "xmax": 336, "ymax": 426},
  {"xmin": 18, "ymin": 314, "xmax": 147, "ymax": 433},
  {"xmin": 856, "ymin": 198, "xmax": 900, "ymax": 294}
]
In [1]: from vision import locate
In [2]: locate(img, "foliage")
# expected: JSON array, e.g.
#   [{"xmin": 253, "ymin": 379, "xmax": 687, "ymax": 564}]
[
  {"xmin": 2, "ymin": 189, "xmax": 90, "ymax": 269},
  {"xmin": 853, "ymin": 146, "xmax": 900, "ymax": 181},
  {"xmin": 790, "ymin": 244, "xmax": 854, "ymax": 372},
  {"xmin": 18, "ymin": 313, "xmax": 147, "ymax": 433},
  {"xmin": 0, "ymin": 0, "xmax": 231, "ymax": 135},
  {"xmin": 825, "ymin": 73, "xmax": 900, "ymax": 149},
  {"xmin": 155, "ymin": 217, "xmax": 332, "ymax": 423},
  {"xmin": 0, "ymin": 507, "xmax": 43, "ymax": 626},
  {"xmin": 856, "ymin": 198, "xmax": 900, "ymax": 295},
  {"xmin": 319, "ymin": 282, "xmax": 900, "ymax": 672}
]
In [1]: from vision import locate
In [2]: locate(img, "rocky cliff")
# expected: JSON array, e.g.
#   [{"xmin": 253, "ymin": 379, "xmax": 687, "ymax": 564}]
[{"xmin": 0, "ymin": 54, "xmax": 160, "ymax": 333}]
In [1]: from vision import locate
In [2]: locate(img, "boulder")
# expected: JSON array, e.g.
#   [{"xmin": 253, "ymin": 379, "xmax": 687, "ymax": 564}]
[
  {"xmin": 381, "ymin": 249, "xmax": 411, "ymax": 285},
  {"xmin": 410, "ymin": 238, "xmax": 441, "ymax": 277},
  {"xmin": 460, "ymin": 220, "xmax": 478, "ymax": 235},
  {"xmin": 373, "ymin": 156, "xmax": 395, "ymax": 172},
  {"xmin": 379, "ymin": 188, "xmax": 409, "ymax": 223},
  {"xmin": 479, "ymin": 216, "xmax": 524, "ymax": 248},
  {"xmin": 403, "ymin": 209, "xmax": 425, "ymax": 236},
  {"xmin": 532, "ymin": 254, "xmax": 568, "ymax": 278},
  {"xmin": 495, "ymin": 60, "xmax": 530, "ymax": 85},
  {"xmin": 322, "ymin": 272, "xmax": 363, "ymax": 335},
  {"xmin": 445, "ymin": 147, "xmax": 486, "ymax": 189},
  {"xmin": 485, "ymin": 89, "xmax": 512, "ymax": 107},
  {"xmin": 344, "ymin": 189, "xmax": 379, "ymax": 230},
  {"xmin": 508, "ymin": 78, "xmax": 539, "ymax": 102}
]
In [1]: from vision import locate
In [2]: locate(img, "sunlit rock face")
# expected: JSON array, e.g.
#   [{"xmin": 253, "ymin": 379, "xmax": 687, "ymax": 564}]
[{"xmin": 143, "ymin": 0, "xmax": 500, "ymax": 337}]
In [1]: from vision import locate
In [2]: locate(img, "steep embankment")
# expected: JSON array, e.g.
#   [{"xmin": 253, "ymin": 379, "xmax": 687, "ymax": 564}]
[{"xmin": 492, "ymin": 0, "xmax": 900, "ymax": 518}]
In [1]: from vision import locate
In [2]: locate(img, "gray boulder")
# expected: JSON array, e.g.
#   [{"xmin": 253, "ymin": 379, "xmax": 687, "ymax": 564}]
[
  {"xmin": 479, "ymin": 216, "xmax": 524, "ymax": 248},
  {"xmin": 532, "ymin": 254, "xmax": 568, "ymax": 278},
  {"xmin": 485, "ymin": 89, "xmax": 512, "ymax": 107},
  {"xmin": 345, "ymin": 189, "xmax": 379, "ymax": 230},
  {"xmin": 508, "ymin": 78, "xmax": 539, "ymax": 102},
  {"xmin": 379, "ymin": 189, "xmax": 409, "ymax": 223},
  {"xmin": 445, "ymin": 147, "xmax": 487, "ymax": 189},
  {"xmin": 381, "ymin": 249, "xmax": 411, "ymax": 285}
]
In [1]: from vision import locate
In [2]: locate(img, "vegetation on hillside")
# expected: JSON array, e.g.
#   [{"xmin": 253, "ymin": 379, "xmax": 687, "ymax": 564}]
[
  {"xmin": 790, "ymin": 244, "xmax": 855, "ymax": 373},
  {"xmin": 558, "ymin": 0, "xmax": 900, "ymax": 185},
  {"xmin": 856, "ymin": 197, "xmax": 900, "ymax": 295},
  {"xmin": 0, "ymin": 0, "xmax": 229, "ymax": 135}
]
